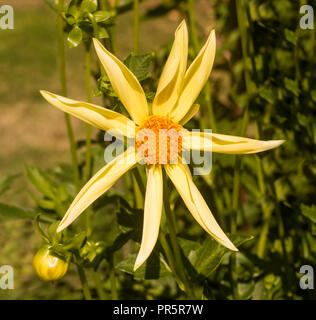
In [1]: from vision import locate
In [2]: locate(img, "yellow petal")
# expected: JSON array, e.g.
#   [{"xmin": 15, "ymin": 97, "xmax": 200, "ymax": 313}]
[
  {"xmin": 165, "ymin": 163, "xmax": 237, "ymax": 251},
  {"xmin": 57, "ymin": 148, "xmax": 137, "ymax": 232},
  {"xmin": 170, "ymin": 30, "xmax": 216, "ymax": 123},
  {"xmin": 93, "ymin": 38, "xmax": 148, "ymax": 125},
  {"xmin": 134, "ymin": 165, "xmax": 163, "ymax": 271},
  {"xmin": 179, "ymin": 104, "xmax": 200, "ymax": 126},
  {"xmin": 152, "ymin": 20, "xmax": 188, "ymax": 117},
  {"xmin": 182, "ymin": 131, "xmax": 285, "ymax": 154},
  {"xmin": 40, "ymin": 90, "xmax": 135, "ymax": 138}
]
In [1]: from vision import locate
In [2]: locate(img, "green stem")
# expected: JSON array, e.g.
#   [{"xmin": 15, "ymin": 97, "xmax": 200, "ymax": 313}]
[
  {"xmin": 256, "ymin": 185, "xmax": 273, "ymax": 258},
  {"xmin": 130, "ymin": 166, "xmax": 145, "ymax": 210},
  {"xmin": 254, "ymin": 121, "xmax": 271, "ymax": 259},
  {"xmin": 236, "ymin": 0, "xmax": 252, "ymax": 94},
  {"xmin": 163, "ymin": 176, "xmax": 196, "ymax": 299},
  {"xmin": 84, "ymin": 44, "xmax": 92, "ymax": 182},
  {"xmin": 83, "ymin": 44, "xmax": 93, "ymax": 237},
  {"xmin": 131, "ymin": 169, "xmax": 144, "ymax": 208},
  {"xmin": 133, "ymin": 0, "xmax": 140, "ymax": 54},
  {"xmin": 187, "ymin": 0, "xmax": 216, "ymax": 132},
  {"xmin": 76, "ymin": 265, "xmax": 92, "ymax": 300},
  {"xmin": 159, "ymin": 233, "xmax": 185, "ymax": 291},
  {"xmin": 204, "ymin": 84, "xmax": 217, "ymax": 132},
  {"xmin": 100, "ymin": 0, "xmax": 118, "ymax": 54},
  {"xmin": 239, "ymin": 0, "xmax": 271, "ymax": 259},
  {"xmin": 131, "ymin": 0, "xmax": 145, "ymax": 206},
  {"xmin": 232, "ymin": 157, "xmax": 242, "ymax": 222},
  {"xmin": 187, "ymin": 0, "xmax": 199, "ymax": 53},
  {"xmin": 230, "ymin": 155, "xmax": 241, "ymax": 300},
  {"xmin": 57, "ymin": 0, "xmax": 80, "ymax": 192},
  {"xmin": 109, "ymin": 256, "xmax": 118, "ymax": 300},
  {"xmin": 229, "ymin": 0, "xmax": 253, "ymax": 300},
  {"xmin": 92, "ymin": 270, "xmax": 107, "ymax": 300},
  {"xmin": 272, "ymin": 183, "xmax": 292, "ymax": 297},
  {"xmin": 132, "ymin": 167, "xmax": 146, "ymax": 194}
]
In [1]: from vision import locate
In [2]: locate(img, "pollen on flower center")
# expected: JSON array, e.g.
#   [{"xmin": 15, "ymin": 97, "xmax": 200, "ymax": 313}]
[{"xmin": 135, "ymin": 115, "xmax": 183, "ymax": 164}]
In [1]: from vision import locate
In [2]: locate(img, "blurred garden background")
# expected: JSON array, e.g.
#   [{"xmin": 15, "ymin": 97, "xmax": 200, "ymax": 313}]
[{"xmin": 0, "ymin": 0, "xmax": 316, "ymax": 299}]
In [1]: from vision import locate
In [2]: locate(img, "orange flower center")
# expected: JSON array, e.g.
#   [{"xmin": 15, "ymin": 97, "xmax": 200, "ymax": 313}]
[{"xmin": 136, "ymin": 115, "xmax": 183, "ymax": 164}]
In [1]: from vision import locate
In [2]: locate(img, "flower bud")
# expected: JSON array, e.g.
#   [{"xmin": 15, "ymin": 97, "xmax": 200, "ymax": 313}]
[{"xmin": 33, "ymin": 244, "xmax": 69, "ymax": 281}]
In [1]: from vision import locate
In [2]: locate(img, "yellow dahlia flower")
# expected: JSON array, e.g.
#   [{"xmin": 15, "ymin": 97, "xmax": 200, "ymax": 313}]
[{"xmin": 40, "ymin": 21, "xmax": 284, "ymax": 271}]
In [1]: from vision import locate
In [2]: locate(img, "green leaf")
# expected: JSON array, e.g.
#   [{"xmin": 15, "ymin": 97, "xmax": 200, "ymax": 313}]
[
  {"xmin": 64, "ymin": 15, "xmax": 77, "ymax": 25},
  {"xmin": 124, "ymin": 53, "xmax": 152, "ymax": 82},
  {"xmin": 0, "ymin": 173, "xmax": 20, "ymax": 197},
  {"xmin": 301, "ymin": 204, "xmax": 316, "ymax": 223},
  {"xmin": 258, "ymin": 86, "xmax": 276, "ymax": 104},
  {"xmin": 116, "ymin": 205, "xmax": 143, "ymax": 236},
  {"xmin": 108, "ymin": 232, "xmax": 133, "ymax": 253},
  {"xmin": 284, "ymin": 77, "xmax": 300, "ymax": 96},
  {"xmin": 81, "ymin": 0, "xmax": 98, "ymax": 13},
  {"xmin": 0, "ymin": 203, "xmax": 36, "ymax": 221},
  {"xmin": 33, "ymin": 215, "xmax": 50, "ymax": 243},
  {"xmin": 37, "ymin": 198, "xmax": 56, "ymax": 210},
  {"xmin": 297, "ymin": 113, "xmax": 309, "ymax": 127},
  {"xmin": 189, "ymin": 234, "xmax": 253, "ymax": 278},
  {"xmin": 116, "ymin": 251, "xmax": 171, "ymax": 280},
  {"xmin": 63, "ymin": 231, "xmax": 87, "ymax": 250},
  {"xmin": 177, "ymin": 237, "xmax": 199, "ymax": 256},
  {"xmin": 284, "ymin": 29, "xmax": 297, "ymax": 45},
  {"xmin": 145, "ymin": 91, "xmax": 155, "ymax": 102},
  {"xmin": 48, "ymin": 221, "xmax": 62, "ymax": 245},
  {"xmin": 67, "ymin": 4, "xmax": 81, "ymax": 20},
  {"xmin": 237, "ymin": 281, "xmax": 255, "ymax": 300},
  {"xmin": 80, "ymin": 241, "xmax": 107, "ymax": 268},
  {"xmin": 97, "ymin": 26, "xmax": 109, "ymax": 39},
  {"xmin": 25, "ymin": 165, "xmax": 55, "ymax": 199},
  {"xmin": 93, "ymin": 10, "xmax": 113, "ymax": 23},
  {"xmin": 68, "ymin": 26, "xmax": 83, "ymax": 48}
]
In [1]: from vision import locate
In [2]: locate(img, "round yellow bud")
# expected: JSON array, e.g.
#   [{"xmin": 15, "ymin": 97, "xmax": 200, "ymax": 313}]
[{"xmin": 33, "ymin": 244, "xmax": 69, "ymax": 282}]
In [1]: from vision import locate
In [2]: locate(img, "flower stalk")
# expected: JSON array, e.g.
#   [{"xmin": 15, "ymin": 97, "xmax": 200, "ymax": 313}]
[
  {"xmin": 133, "ymin": 0, "xmax": 140, "ymax": 55},
  {"xmin": 186, "ymin": 0, "xmax": 216, "ymax": 132},
  {"xmin": 163, "ymin": 176, "xmax": 196, "ymax": 299},
  {"xmin": 84, "ymin": 43, "xmax": 92, "ymax": 183},
  {"xmin": 76, "ymin": 264, "xmax": 92, "ymax": 300},
  {"xmin": 57, "ymin": 0, "xmax": 80, "ymax": 192}
]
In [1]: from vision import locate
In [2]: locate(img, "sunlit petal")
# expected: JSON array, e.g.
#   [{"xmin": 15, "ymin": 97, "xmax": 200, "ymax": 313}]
[
  {"xmin": 165, "ymin": 163, "xmax": 237, "ymax": 251},
  {"xmin": 152, "ymin": 20, "xmax": 188, "ymax": 117},
  {"xmin": 40, "ymin": 90, "xmax": 135, "ymax": 138},
  {"xmin": 134, "ymin": 165, "xmax": 163, "ymax": 271},
  {"xmin": 170, "ymin": 30, "xmax": 216, "ymax": 123},
  {"xmin": 57, "ymin": 148, "xmax": 138, "ymax": 232},
  {"xmin": 93, "ymin": 38, "xmax": 148, "ymax": 125},
  {"xmin": 182, "ymin": 131, "xmax": 285, "ymax": 154}
]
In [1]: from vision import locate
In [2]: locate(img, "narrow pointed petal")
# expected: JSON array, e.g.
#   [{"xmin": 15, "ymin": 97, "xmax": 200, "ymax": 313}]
[
  {"xmin": 57, "ymin": 148, "xmax": 137, "ymax": 232},
  {"xmin": 182, "ymin": 131, "xmax": 285, "ymax": 154},
  {"xmin": 40, "ymin": 90, "xmax": 135, "ymax": 138},
  {"xmin": 170, "ymin": 30, "xmax": 216, "ymax": 123},
  {"xmin": 165, "ymin": 163, "xmax": 237, "ymax": 251},
  {"xmin": 152, "ymin": 20, "xmax": 188, "ymax": 117},
  {"xmin": 179, "ymin": 104, "xmax": 200, "ymax": 125},
  {"xmin": 93, "ymin": 38, "xmax": 148, "ymax": 125},
  {"xmin": 134, "ymin": 165, "xmax": 163, "ymax": 271}
]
